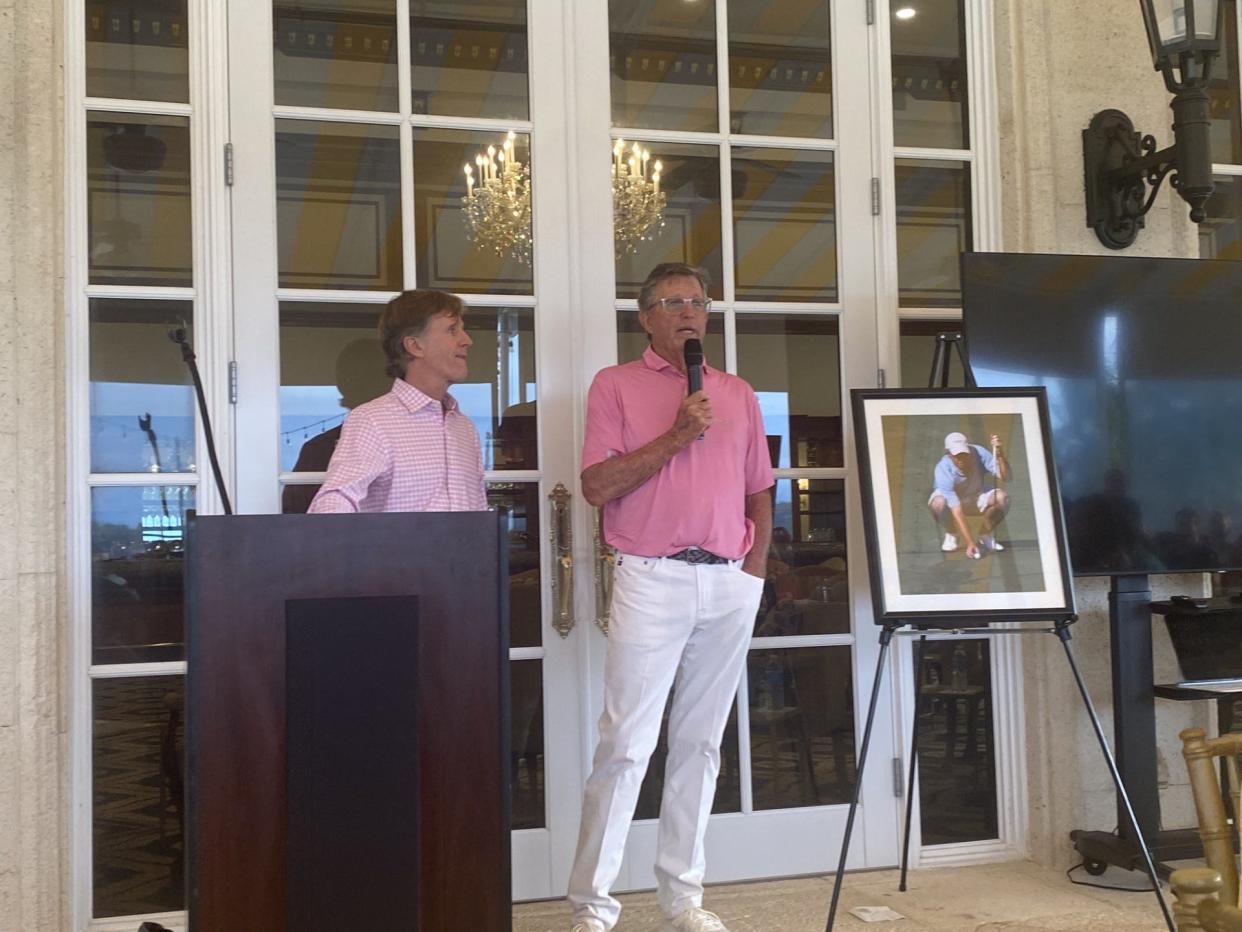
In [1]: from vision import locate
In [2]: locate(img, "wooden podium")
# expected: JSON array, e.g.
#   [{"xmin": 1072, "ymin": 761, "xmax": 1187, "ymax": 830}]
[{"xmin": 186, "ymin": 512, "xmax": 511, "ymax": 931}]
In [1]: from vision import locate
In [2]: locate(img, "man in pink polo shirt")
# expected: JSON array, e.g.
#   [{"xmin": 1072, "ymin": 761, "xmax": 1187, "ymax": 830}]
[
  {"xmin": 308, "ymin": 289, "xmax": 487, "ymax": 514},
  {"xmin": 568, "ymin": 264, "xmax": 774, "ymax": 932}
]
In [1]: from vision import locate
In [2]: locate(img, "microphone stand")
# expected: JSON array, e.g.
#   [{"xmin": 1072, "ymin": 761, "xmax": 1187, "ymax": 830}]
[{"xmin": 170, "ymin": 325, "xmax": 233, "ymax": 515}]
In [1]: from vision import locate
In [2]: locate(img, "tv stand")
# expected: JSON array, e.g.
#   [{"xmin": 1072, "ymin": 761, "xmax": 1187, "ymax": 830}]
[{"xmin": 1069, "ymin": 574, "xmax": 1205, "ymax": 875}]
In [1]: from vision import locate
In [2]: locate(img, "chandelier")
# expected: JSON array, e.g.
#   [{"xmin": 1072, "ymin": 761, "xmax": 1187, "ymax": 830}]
[
  {"xmin": 461, "ymin": 135, "xmax": 667, "ymax": 264},
  {"xmin": 462, "ymin": 131, "xmax": 532, "ymax": 265},
  {"xmin": 612, "ymin": 139, "xmax": 666, "ymax": 258}
]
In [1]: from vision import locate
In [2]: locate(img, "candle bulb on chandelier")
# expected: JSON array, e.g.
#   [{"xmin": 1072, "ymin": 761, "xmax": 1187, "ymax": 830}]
[{"xmin": 464, "ymin": 163, "xmax": 474, "ymax": 196}]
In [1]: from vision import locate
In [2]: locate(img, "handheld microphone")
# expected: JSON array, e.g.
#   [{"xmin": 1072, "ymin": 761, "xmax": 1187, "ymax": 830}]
[{"xmin": 684, "ymin": 339, "xmax": 703, "ymax": 395}]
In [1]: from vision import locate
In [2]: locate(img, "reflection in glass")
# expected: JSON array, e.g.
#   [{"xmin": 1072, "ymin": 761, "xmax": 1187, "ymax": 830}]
[
  {"xmin": 890, "ymin": 0, "xmax": 969, "ymax": 149},
  {"xmin": 615, "ymin": 143, "xmax": 723, "ymax": 300},
  {"xmin": 91, "ymin": 485, "xmax": 194, "ymax": 665},
  {"xmin": 511, "ymin": 659, "xmax": 545, "ymax": 829},
  {"xmin": 727, "ymin": 0, "xmax": 831, "ymax": 138},
  {"xmin": 273, "ymin": 0, "xmax": 399, "ymax": 111},
  {"xmin": 609, "ymin": 0, "xmax": 718, "ymax": 132},
  {"xmin": 87, "ymin": 0, "xmax": 189, "ymax": 102},
  {"xmin": 758, "ymin": 479, "xmax": 849, "ymax": 637},
  {"xmin": 616, "ymin": 309, "xmax": 724, "ymax": 370},
  {"xmin": 278, "ymin": 303, "xmax": 391, "ymax": 495},
  {"xmin": 736, "ymin": 314, "xmax": 841, "ymax": 468},
  {"xmin": 88, "ymin": 113, "xmax": 192, "ymax": 287},
  {"xmin": 93, "ymin": 676, "xmax": 186, "ymax": 917},
  {"xmin": 899, "ymin": 319, "xmax": 967, "ymax": 389},
  {"xmin": 733, "ymin": 149, "xmax": 836, "ymax": 302},
  {"xmin": 489, "ymin": 483, "xmax": 542, "ymax": 649},
  {"xmin": 1209, "ymin": 0, "xmax": 1242, "ymax": 164},
  {"xmin": 748, "ymin": 646, "xmax": 855, "ymax": 809},
  {"xmin": 914, "ymin": 638, "xmax": 998, "ymax": 844},
  {"xmin": 276, "ymin": 120, "xmax": 402, "ymax": 291},
  {"xmin": 90, "ymin": 299, "xmax": 196, "ymax": 474},
  {"xmin": 412, "ymin": 128, "xmax": 534, "ymax": 294},
  {"xmin": 1200, "ymin": 175, "xmax": 1242, "ymax": 260},
  {"xmin": 635, "ymin": 692, "xmax": 740, "ymax": 819},
  {"xmin": 895, "ymin": 159, "xmax": 972, "ymax": 308},
  {"xmin": 410, "ymin": 0, "xmax": 530, "ymax": 119}
]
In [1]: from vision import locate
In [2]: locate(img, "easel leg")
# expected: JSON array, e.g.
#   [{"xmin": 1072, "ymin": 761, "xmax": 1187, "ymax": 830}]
[
  {"xmin": 826, "ymin": 624, "xmax": 899, "ymax": 932},
  {"xmin": 899, "ymin": 634, "xmax": 927, "ymax": 892},
  {"xmin": 1054, "ymin": 621, "xmax": 1176, "ymax": 932}
]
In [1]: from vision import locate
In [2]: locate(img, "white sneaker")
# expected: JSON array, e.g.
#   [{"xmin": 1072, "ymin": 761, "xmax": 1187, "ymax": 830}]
[
  {"xmin": 979, "ymin": 534, "xmax": 1004, "ymax": 552},
  {"xmin": 666, "ymin": 907, "xmax": 729, "ymax": 932},
  {"xmin": 941, "ymin": 532, "xmax": 958, "ymax": 552},
  {"xmin": 572, "ymin": 921, "xmax": 606, "ymax": 932}
]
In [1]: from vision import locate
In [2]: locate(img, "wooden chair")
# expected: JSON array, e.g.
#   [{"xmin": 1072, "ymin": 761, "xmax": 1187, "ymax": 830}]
[
  {"xmin": 1181, "ymin": 728, "xmax": 1242, "ymax": 909},
  {"xmin": 1171, "ymin": 868, "xmax": 1242, "ymax": 932}
]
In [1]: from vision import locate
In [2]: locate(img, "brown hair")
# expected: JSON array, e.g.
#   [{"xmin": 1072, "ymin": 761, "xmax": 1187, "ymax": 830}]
[
  {"xmin": 636, "ymin": 262, "xmax": 711, "ymax": 310},
  {"xmin": 379, "ymin": 289, "xmax": 465, "ymax": 379}
]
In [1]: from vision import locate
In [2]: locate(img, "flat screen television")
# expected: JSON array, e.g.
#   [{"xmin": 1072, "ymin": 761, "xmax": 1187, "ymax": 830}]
[{"xmin": 962, "ymin": 252, "xmax": 1242, "ymax": 577}]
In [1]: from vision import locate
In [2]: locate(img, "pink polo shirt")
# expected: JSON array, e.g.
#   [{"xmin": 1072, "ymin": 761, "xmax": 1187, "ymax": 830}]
[
  {"xmin": 582, "ymin": 346, "xmax": 774, "ymax": 560},
  {"xmin": 308, "ymin": 379, "xmax": 487, "ymax": 514}
]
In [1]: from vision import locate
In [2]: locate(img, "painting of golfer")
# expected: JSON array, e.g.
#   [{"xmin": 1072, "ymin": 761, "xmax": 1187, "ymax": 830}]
[{"xmin": 852, "ymin": 389, "xmax": 1073, "ymax": 624}]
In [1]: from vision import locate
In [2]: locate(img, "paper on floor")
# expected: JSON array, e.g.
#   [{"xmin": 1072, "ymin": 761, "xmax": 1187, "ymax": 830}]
[{"xmin": 848, "ymin": 905, "xmax": 906, "ymax": 922}]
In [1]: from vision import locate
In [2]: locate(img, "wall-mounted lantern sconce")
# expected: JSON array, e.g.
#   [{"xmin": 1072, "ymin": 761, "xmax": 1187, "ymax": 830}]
[{"xmin": 1083, "ymin": 0, "xmax": 1224, "ymax": 249}]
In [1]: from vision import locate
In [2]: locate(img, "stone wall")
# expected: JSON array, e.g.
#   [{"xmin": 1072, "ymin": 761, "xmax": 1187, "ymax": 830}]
[
  {"xmin": 993, "ymin": 0, "xmax": 1214, "ymax": 868},
  {"xmin": 0, "ymin": 0, "xmax": 68, "ymax": 928}
]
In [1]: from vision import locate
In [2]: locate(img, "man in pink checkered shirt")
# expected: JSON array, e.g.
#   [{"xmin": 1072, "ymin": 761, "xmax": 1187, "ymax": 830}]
[{"xmin": 308, "ymin": 290, "xmax": 487, "ymax": 514}]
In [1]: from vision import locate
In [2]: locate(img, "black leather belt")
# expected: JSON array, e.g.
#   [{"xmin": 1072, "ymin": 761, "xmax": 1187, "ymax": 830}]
[{"xmin": 666, "ymin": 547, "xmax": 730, "ymax": 565}]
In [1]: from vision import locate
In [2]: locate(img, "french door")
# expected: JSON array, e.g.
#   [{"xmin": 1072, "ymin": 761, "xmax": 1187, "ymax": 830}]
[{"xmin": 224, "ymin": 0, "xmax": 900, "ymax": 902}]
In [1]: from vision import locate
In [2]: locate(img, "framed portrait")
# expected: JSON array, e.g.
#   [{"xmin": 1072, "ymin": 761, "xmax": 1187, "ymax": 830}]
[{"xmin": 851, "ymin": 387, "xmax": 1075, "ymax": 626}]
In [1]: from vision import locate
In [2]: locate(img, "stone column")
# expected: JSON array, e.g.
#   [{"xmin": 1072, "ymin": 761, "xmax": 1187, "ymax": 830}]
[{"xmin": 0, "ymin": 0, "xmax": 68, "ymax": 928}]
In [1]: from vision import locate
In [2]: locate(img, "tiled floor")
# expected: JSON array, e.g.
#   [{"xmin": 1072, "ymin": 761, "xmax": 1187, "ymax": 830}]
[{"xmin": 513, "ymin": 860, "xmax": 1171, "ymax": 931}]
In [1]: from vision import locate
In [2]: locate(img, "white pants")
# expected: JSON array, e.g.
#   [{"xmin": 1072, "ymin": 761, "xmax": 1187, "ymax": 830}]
[{"xmin": 567, "ymin": 554, "xmax": 764, "ymax": 928}]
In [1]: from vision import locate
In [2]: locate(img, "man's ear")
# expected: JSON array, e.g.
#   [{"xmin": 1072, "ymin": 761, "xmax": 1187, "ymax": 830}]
[
  {"xmin": 402, "ymin": 332, "xmax": 424, "ymax": 360},
  {"xmin": 637, "ymin": 310, "xmax": 654, "ymax": 339}
]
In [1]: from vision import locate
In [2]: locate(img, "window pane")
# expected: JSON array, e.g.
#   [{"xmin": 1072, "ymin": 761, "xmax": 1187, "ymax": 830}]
[
  {"xmin": 88, "ymin": 113, "xmax": 192, "ymax": 287},
  {"xmin": 609, "ymin": 0, "xmax": 718, "ymax": 132},
  {"xmin": 727, "ymin": 0, "xmax": 832, "ymax": 138},
  {"xmin": 92, "ymin": 486, "xmax": 193, "ymax": 664},
  {"xmin": 899, "ymin": 319, "xmax": 966, "ymax": 389},
  {"xmin": 511, "ymin": 659, "xmax": 545, "ymax": 829},
  {"xmin": 749, "ymin": 646, "xmax": 855, "ymax": 809},
  {"xmin": 276, "ymin": 119, "xmax": 403, "ymax": 291},
  {"xmin": 411, "ymin": 127, "xmax": 534, "ymax": 294},
  {"xmin": 890, "ymin": 0, "xmax": 969, "ymax": 149},
  {"xmin": 274, "ymin": 0, "xmax": 399, "ymax": 111},
  {"xmin": 760, "ymin": 479, "xmax": 849, "ymax": 637},
  {"xmin": 733, "ymin": 148, "xmax": 837, "ymax": 303},
  {"xmin": 1209, "ymin": 0, "xmax": 1242, "ymax": 164},
  {"xmin": 736, "ymin": 314, "xmax": 840, "ymax": 468},
  {"xmin": 86, "ymin": 0, "xmax": 189, "ymax": 102},
  {"xmin": 895, "ymin": 158, "xmax": 972, "ymax": 308},
  {"xmin": 90, "ymin": 299, "xmax": 196, "ymax": 474},
  {"xmin": 1200, "ymin": 175, "xmax": 1242, "ymax": 259},
  {"xmin": 914, "ymin": 638, "xmax": 999, "ymax": 844},
  {"xmin": 635, "ymin": 692, "xmax": 740, "ymax": 819},
  {"xmin": 615, "ymin": 143, "xmax": 723, "ymax": 300},
  {"xmin": 410, "ymin": 0, "xmax": 530, "ymax": 119},
  {"xmin": 489, "ymin": 482, "xmax": 542, "ymax": 649},
  {"xmin": 616, "ymin": 308, "xmax": 724, "ymax": 369},
  {"xmin": 93, "ymin": 676, "xmax": 186, "ymax": 917}
]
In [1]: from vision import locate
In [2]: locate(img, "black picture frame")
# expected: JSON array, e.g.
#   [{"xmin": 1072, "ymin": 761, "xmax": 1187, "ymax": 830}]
[{"xmin": 851, "ymin": 387, "xmax": 1075, "ymax": 626}]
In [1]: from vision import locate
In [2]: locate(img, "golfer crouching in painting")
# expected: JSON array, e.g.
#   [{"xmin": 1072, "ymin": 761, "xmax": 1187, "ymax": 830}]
[{"xmin": 928, "ymin": 431, "xmax": 1011, "ymax": 560}]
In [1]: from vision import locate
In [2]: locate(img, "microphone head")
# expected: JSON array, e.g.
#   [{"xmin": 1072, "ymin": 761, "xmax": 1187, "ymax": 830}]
[{"xmin": 683, "ymin": 338, "xmax": 704, "ymax": 367}]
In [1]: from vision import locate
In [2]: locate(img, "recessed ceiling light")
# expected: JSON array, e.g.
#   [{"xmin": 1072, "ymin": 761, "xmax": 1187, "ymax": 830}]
[{"xmin": 895, "ymin": 7, "xmax": 917, "ymax": 19}]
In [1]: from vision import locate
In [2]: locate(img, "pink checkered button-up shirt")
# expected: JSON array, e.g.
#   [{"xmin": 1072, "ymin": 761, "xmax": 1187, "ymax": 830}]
[{"xmin": 308, "ymin": 378, "xmax": 487, "ymax": 513}]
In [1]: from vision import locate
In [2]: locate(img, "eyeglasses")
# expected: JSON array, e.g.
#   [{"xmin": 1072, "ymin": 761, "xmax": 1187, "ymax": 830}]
[{"xmin": 646, "ymin": 297, "xmax": 712, "ymax": 313}]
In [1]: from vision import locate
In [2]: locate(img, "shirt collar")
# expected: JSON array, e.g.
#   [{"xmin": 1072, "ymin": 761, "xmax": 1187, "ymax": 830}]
[
  {"xmin": 391, "ymin": 377, "xmax": 459, "ymax": 414},
  {"xmin": 641, "ymin": 345, "xmax": 714, "ymax": 376}
]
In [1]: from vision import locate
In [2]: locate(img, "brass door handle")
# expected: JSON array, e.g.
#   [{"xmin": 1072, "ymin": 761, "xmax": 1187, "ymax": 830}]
[
  {"xmin": 593, "ymin": 508, "xmax": 614, "ymax": 637},
  {"xmin": 549, "ymin": 483, "xmax": 574, "ymax": 638}
]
